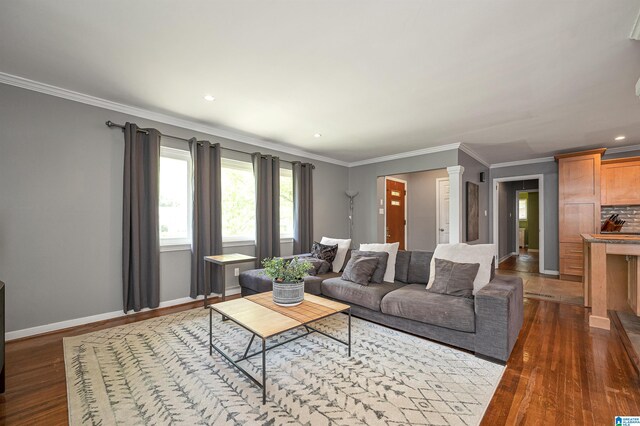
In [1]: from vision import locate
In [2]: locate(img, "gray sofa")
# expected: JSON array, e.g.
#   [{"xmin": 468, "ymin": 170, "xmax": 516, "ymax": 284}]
[{"xmin": 239, "ymin": 250, "xmax": 523, "ymax": 362}]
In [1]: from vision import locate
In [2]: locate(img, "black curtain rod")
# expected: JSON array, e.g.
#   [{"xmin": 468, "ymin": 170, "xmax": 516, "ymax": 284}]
[{"xmin": 105, "ymin": 120, "xmax": 315, "ymax": 168}]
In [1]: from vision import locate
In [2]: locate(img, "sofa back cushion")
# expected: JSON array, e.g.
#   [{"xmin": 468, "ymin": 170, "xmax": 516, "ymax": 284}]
[
  {"xmin": 407, "ymin": 251, "xmax": 433, "ymax": 284},
  {"xmin": 394, "ymin": 251, "xmax": 411, "ymax": 283}
]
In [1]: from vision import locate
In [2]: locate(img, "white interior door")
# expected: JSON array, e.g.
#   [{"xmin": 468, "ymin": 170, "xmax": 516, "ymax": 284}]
[{"xmin": 437, "ymin": 179, "xmax": 450, "ymax": 244}]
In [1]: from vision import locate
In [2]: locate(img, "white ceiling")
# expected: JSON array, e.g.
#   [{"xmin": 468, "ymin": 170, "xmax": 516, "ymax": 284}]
[{"xmin": 1, "ymin": 0, "xmax": 640, "ymax": 164}]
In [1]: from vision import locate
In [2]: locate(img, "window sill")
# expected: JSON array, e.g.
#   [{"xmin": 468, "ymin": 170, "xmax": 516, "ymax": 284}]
[{"xmin": 160, "ymin": 244, "xmax": 191, "ymax": 253}]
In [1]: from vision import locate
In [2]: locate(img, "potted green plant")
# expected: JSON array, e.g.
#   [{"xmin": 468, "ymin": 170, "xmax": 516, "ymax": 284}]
[{"xmin": 262, "ymin": 257, "xmax": 312, "ymax": 306}]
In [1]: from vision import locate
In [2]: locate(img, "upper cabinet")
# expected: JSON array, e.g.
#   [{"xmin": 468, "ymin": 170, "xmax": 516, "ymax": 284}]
[{"xmin": 601, "ymin": 157, "xmax": 640, "ymax": 206}]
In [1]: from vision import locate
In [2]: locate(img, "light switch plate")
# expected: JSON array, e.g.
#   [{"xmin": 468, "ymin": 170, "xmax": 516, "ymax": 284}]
[
  {"xmin": 234, "ymin": 268, "xmax": 240, "ymax": 276},
  {"xmin": 379, "ymin": 208, "xmax": 384, "ymax": 215}
]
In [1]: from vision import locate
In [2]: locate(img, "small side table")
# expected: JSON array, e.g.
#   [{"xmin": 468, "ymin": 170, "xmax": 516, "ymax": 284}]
[{"xmin": 203, "ymin": 253, "xmax": 257, "ymax": 308}]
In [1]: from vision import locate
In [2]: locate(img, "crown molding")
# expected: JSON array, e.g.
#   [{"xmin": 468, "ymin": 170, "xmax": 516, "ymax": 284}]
[
  {"xmin": 0, "ymin": 71, "xmax": 349, "ymax": 167},
  {"xmin": 490, "ymin": 156, "xmax": 555, "ymax": 169},
  {"xmin": 347, "ymin": 143, "xmax": 461, "ymax": 167},
  {"xmin": 630, "ymin": 9, "xmax": 640, "ymax": 40},
  {"xmin": 458, "ymin": 143, "xmax": 490, "ymax": 167},
  {"xmin": 606, "ymin": 143, "xmax": 640, "ymax": 155}
]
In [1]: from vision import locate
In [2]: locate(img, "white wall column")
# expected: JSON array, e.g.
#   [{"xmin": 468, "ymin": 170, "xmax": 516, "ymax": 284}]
[{"xmin": 446, "ymin": 165, "xmax": 464, "ymax": 243}]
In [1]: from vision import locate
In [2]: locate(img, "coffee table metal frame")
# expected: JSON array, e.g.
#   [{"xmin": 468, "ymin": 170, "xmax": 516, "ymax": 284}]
[{"xmin": 208, "ymin": 299, "xmax": 351, "ymax": 405}]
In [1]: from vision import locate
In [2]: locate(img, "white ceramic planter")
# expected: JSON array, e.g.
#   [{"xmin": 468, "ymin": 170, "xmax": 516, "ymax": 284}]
[{"xmin": 272, "ymin": 280, "xmax": 305, "ymax": 306}]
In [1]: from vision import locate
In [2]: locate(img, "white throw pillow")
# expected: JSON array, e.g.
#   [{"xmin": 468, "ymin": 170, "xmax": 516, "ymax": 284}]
[
  {"xmin": 359, "ymin": 242, "xmax": 400, "ymax": 283},
  {"xmin": 427, "ymin": 243, "xmax": 495, "ymax": 294},
  {"xmin": 320, "ymin": 237, "xmax": 352, "ymax": 273}
]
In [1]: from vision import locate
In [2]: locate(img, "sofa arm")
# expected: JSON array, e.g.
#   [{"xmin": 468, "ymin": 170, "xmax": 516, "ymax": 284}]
[{"xmin": 474, "ymin": 276, "xmax": 524, "ymax": 362}]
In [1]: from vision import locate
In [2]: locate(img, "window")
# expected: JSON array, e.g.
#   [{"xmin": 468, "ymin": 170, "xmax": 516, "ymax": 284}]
[
  {"xmin": 518, "ymin": 198, "xmax": 527, "ymax": 220},
  {"xmin": 221, "ymin": 158, "xmax": 256, "ymax": 242},
  {"xmin": 280, "ymin": 168, "xmax": 294, "ymax": 238},
  {"xmin": 159, "ymin": 147, "xmax": 192, "ymax": 246}
]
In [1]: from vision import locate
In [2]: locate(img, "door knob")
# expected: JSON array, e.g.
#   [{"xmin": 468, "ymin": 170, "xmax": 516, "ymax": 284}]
[{"xmin": 440, "ymin": 228, "xmax": 445, "ymax": 232}]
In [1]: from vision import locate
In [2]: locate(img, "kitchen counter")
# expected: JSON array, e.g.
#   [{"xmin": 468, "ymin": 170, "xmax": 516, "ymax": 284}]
[
  {"xmin": 582, "ymin": 234, "xmax": 640, "ymax": 330},
  {"xmin": 581, "ymin": 233, "xmax": 640, "ymax": 244}
]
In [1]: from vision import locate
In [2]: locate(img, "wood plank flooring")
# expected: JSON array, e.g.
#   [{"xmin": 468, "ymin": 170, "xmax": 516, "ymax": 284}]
[
  {"xmin": 499, "ymin": 249, "xmax": 540, "ymax": 274},
  {"xmin": 1, "ymin": 295, "xmax": 639, "ymax": 425}
]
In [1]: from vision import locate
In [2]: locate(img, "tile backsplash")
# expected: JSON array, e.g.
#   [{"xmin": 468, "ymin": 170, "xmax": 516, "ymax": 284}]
[{"xmin": 601, "ymin": 205, "xmax": 640, "ymax": 233}]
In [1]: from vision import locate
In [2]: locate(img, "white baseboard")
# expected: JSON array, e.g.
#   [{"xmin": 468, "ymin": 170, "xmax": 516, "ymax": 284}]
[
  {"xmin": 541, "ymin": 269, "xmax": 560, "ymax": 276},
  {"xmin": 498, "ymin": 252, "xmax": 517, "ymax": 263},
  {"xmin": 5, "ymin": 287, "xmax": 241, "ymax": 341}
]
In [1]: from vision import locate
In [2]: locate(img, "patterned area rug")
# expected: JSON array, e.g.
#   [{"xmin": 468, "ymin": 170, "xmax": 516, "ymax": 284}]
[{"xmin": 64, "ymin": 308, "xmax": 504, "ymax": 425}]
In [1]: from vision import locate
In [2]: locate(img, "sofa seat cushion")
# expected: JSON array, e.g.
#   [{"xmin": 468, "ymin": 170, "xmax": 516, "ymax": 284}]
[
  {"xmin": 380, "ymin": 284, "xmax": 475, "ymax": 332},
  {"xmin": 239, "ymin": 269, "xmax": 339, "ymax": 295},
  {"xmin": 321, "ymin": 278, "xmax": 404, "ymax": 311}
]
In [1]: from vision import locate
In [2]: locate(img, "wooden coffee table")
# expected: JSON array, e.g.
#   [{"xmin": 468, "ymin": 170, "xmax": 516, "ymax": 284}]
[{"xmin": 208, "ymin": 292, "xmax": 352, "ymax": 404}]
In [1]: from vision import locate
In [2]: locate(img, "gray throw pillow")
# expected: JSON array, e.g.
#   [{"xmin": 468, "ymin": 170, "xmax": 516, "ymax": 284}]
[
  {"xmin": 293, "ymin": 257, "xmax": 331, "ymax": 276},
  {"xmin": 351, "ymin": 250, "xmax": 389, "ymax": 283},
  {"xmin": 341, "ymin": 256, "xmax": 379, "ymax": 285},
  {"xmin": 427, "ymin": 258, "xmax": 479, "ymax": 298}
]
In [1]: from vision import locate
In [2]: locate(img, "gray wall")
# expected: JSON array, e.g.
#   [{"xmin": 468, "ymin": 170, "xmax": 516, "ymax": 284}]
[
  {"xmin": 348, "ymin": 150, "xmax": 458, "ymax": 247},
  {"xmin": 458, "ymin": 150, "xmax": 490, "ymax": 244},
  {"xmin": 378, "ymin": 169, "xmax": 448, "ymax": 251},
  {"xmin": 0, "ymin": 83, "xmax": 349, "ymax": 332}
]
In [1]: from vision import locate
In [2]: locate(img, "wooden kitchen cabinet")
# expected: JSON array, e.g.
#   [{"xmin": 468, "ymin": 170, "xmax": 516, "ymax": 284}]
[
  {"xmin": 555, "ymin": 149, "xmax": 605, "ymax": 281},
  {"xmin": 601, "ymin": 157, "xmax": 640, "ymax": 206}
]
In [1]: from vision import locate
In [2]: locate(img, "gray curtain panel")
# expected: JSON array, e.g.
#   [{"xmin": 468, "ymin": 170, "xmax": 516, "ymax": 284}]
[
  {"xmin": 292, "ymin": 162, "xmax": 314, "ymax": 254},
  {"xmin": 190, "ymin": 139, "xmax": 223, "ymax": 298},
  {"xmin": 122, "ymin": 122, "xmax": 161, "ymax": 313},
  {"xmin": 253, "ymin": 153, "xmax": 280, "ymax": 262}
]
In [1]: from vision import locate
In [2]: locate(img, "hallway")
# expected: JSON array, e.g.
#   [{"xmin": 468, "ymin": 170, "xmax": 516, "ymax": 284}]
[{"xmin": 498, "ymin": 249, "xmax": 539, "ymax": 274}]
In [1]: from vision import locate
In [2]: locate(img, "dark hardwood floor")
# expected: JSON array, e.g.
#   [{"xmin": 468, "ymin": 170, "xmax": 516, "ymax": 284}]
[
  {"xmin": 499, "ymin": 249, "xmax": 540, "ymax": 274},
  {"xmin": 1, "ymin": 295, "xmax": 639, "ymax": 425}
]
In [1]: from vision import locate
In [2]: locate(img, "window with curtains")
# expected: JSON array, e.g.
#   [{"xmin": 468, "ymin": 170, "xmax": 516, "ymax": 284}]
[
  {"xmin": 159, "ymin": 153, "xmax": 295, "ymax": 245},
  {"xmin": 221, "ymin": 158, "xmax": 256, "ymax": 242},
  {"xmin": 159, "ymin": 147, "xmax": 192, "ymax": 246},
  {"xmin": 280, "ymin": 168, "xmax": 294, "ymax": 238}
]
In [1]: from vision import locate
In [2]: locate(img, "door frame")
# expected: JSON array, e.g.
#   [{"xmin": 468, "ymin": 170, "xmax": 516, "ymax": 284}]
[
  {"xmin": 384, "ymin": 176, "xmax": 408, "ymax": 247},
  {"xmin": 492, "ymin": 174, "xmax": 551, "ymax": 274},
  {"xmin": 435, "ymin": 177, "xmax": 450, "ymax": 245},
  {"xmin": 515, "ymin": 189, "xmax": 539, "ymax": 253}
]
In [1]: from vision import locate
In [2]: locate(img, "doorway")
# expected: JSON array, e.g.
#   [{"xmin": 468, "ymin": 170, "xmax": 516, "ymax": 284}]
[
  {"xmin": 385, "ymin": 177, "xmax": 407, "ymax": 250},
  {"xmin": 492, "ymin": 175, "xmax": 546, "ymax": 274},
  {"xmin": 436, "ymin": 178, "xmax": 450, "ymax": 244}
]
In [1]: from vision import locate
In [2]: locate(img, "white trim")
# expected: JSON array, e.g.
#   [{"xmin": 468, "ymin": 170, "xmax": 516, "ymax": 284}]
[
  {"xmin": 222, "ymin": 239, "xmax": 255, "ymax": 248},
  {"xmin": 459, "ymin": 144, "xmax": 490, "ymax": 167},
  {"xmin": 630, "ymin": 9, "xmax": 640, "ymax": 40},
  {"xmin": 435, "ymin": 177, "xmax": 450, "ymax": 245},
  {"xmin": 541, "ymin": 269, "xmax": 559, "ymax": 276},
  {"xmin": 492, "ymin": 174, "xmax": 546, "ymax": 274},
  {"xmin": 348, "ymin": 143, "xmax": 461, "ymax": 167},
  {"xmin": 606, "ymin": 144, "xmax": 640, "ymax": 155},
  {"xmin": 383, "ymin": 176, "xmax": 408, "ymax": 247},
  {"xmin": 0, "ymin": 71, "xmax": 349, "ymax": 167},
  {"xmin": 490, "ymin": 156, "xmax": 555, "ymax": 169},
  {"xmin": 446, "ymin": 165, "xmax": 464, "ymax": 243},
  {"xmin": 498, "ymin": 252, "xmax": 518, "ymax": 264},
  {"xmin": 160, "ymin": 244, "xmax": 191, "ymax": 252},
  {"xmin": 5, "ymin": 288, "xmax": 241, "ymax": 341}
]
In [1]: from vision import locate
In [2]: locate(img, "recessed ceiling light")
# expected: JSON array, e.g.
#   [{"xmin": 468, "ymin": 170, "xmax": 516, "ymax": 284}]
[
  {"xmin": 314, "ymin": 133, "xmax": 322, "ymax": 138},
  {"xmin": 204, "ymin": 95, "xmax": 215, "ymax": 101},
  {"xmin": 615, "ymin": 135, "xmax": 626, "ymax": 141}
]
